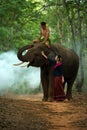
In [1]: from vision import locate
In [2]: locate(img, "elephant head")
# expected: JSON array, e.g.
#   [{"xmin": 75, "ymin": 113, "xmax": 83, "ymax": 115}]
[{"xmin": 15, "ymin": 43, "xmax": 52, "ymax": 67}]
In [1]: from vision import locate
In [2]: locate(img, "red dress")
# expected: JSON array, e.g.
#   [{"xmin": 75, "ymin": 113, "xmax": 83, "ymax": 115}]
[{"xmin": 53, "ymin": 62, "xmax": 66, "ymax": 101}]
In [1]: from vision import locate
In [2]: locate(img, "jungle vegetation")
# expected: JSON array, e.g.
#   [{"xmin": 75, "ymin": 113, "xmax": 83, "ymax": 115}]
[{"xmin": 0, "ymin": 0, "xmax": 87, "ymax": 92}]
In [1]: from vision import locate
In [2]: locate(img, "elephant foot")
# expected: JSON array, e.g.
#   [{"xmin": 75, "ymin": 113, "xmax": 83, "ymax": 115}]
[
  {"xmin": 42, "ymin": 97, "xmax": 48, "ymax": 102},
  {"xmin": 47, "ymin": 97, "xmax": 53, "ymax": 102},
  {"xmin": 66, "ymin": 94, "xmax": 72, "ymax": 100}
]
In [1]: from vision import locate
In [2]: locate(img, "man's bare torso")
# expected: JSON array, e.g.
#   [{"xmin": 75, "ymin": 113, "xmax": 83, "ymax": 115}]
[{"xmin": 41, "ymin": 27, "xmax": 50, "ymax": 37}]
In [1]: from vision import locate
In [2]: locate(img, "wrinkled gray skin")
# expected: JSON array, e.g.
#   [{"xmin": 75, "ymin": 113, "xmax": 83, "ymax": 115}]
[{"xmin": 17, "ymin": 43, "xmax": 79, "ymax": 101}]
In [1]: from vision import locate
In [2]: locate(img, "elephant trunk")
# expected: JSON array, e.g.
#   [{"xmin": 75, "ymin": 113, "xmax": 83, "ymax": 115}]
[{"xmin": 17, "ymin": 44, "xmax": 33, "ymax": 62}]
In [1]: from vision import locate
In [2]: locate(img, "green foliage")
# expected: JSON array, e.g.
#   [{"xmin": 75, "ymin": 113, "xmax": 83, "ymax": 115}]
[
  {"xmin": 0, "ymin": 0, "xmax": 86, "ymax": 50},
  {"xmin": 0, "ymin": 0, "xmax": 42, "ymax": 51},
  {"xmin": 0, "ymin": 0, "xmax": 86, "ymax": 49}
]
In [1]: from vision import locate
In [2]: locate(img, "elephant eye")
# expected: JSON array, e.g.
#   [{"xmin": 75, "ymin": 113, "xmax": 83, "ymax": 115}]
[{"xmin": 22, "ymin": 49, "xmax": 30, "ymax": 56}]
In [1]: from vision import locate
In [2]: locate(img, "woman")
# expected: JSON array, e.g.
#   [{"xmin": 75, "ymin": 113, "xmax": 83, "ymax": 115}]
[{"xmin": 41, "ymin": 51, "xmax": 67, "ymax": 101}]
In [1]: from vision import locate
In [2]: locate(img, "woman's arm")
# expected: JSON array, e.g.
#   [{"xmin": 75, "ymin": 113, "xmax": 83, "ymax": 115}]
[
  {"xmin": 41, "ymin": 51, "xmax": 48, "ymax": 59},
  {"xmin": 62, "ymin": 76, "xmax": 64, "ymax": 83}
]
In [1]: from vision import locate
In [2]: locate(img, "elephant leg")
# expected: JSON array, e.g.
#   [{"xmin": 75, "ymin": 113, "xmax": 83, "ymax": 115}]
[
  {"xmin": 47, "ymin": 84, "xmax": 53, "ymax": 102},
  {"xmin": 41, "ymin": 78, "xmax": 49, "ymax": 101},
  {"xmin": 47, "ymin": 70, "xmax": 54, "ymax": 102},
  {"xmin": 66, "ymin": 80, "xmax": 74, "ymax": 100},
  {"xmin": 41, "ymin": 67, "xmax": 49, "ymax": 101}
]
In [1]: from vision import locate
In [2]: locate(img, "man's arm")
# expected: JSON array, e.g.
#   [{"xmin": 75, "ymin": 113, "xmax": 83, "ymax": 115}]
[{"xmin": 39, "ymin": 29, "xmax": 42, "ymax": 40}]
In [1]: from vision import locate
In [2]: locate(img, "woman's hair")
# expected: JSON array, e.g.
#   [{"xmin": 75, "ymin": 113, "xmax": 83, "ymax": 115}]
[{"xmin": 58, "ymin": 55, "xmax": 62, "ymax": 62}]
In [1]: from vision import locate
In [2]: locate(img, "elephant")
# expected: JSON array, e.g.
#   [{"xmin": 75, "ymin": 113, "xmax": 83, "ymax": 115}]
[{"xmin": 15, "ymin": 43, "xmax": 79, "ymax": 101}]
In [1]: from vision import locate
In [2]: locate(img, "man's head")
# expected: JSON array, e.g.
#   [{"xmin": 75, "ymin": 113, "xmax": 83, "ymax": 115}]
[
  {"xmin": 41, "ymin": 22, "xmax": 46, "ymax": 25},
  {"xmin": 41, "ymin": 22, "xmax": 46, "ymax": 29}
]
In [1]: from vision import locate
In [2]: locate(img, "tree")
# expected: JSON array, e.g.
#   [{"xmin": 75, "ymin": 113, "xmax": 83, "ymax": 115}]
[
  {"xmin": 63, "ymin": 0, "xmax": 87, "ymax": 91},
  {"xmin": 0, "ymin": 0, "xmax": 42, "ymax": 50}
]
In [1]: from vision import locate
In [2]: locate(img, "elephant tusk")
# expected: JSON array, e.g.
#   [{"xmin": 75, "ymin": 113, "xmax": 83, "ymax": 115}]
[
  {"xmin": 21, "ymin": 61, "xmax": 30, "ymax": 67},
  {"xmin": 13, "ymin": 61, "xmax": 24, "ymax": 66}
]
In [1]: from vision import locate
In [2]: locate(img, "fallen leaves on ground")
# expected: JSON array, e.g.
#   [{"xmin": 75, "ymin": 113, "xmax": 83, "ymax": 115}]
[{"xmin": 0, "ymin": 92, "xmax": 87, "ymax": 130}]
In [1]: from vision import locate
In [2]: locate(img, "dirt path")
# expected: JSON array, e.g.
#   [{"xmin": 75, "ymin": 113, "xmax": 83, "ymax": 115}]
[{"xmin": 0, "ymin": 92, "xmax": 87, "ymax": 130}]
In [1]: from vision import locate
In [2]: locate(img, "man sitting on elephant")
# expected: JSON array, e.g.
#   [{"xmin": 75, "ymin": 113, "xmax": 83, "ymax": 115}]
[{"xmin": 33, "ymin": 22, "xmax": 51, "ymax": 48}]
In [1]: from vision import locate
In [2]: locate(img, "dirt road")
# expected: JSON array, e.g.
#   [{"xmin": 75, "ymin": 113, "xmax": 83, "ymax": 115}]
[{"xmin": 0, "ymin": 92, "xmax": 87, "ymax": 130}]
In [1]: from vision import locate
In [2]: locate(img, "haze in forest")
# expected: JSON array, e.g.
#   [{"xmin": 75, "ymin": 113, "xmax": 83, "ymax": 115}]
[{"xmin": 0, "ymin": 51, "xmax": 40, "ymax": 95}]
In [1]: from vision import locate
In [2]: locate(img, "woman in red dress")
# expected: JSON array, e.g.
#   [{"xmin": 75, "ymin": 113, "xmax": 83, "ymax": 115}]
[{"xmin": 41, "ymin": 51, "xmax": 67, "ymax": 101}]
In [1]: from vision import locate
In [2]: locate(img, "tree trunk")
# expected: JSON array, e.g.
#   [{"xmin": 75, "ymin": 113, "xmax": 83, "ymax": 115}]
[
  {"xmin": 56, "ymin": 0, "xmax": 63, "ymax": 44},
  {"xmin": 75, "ymin": 0, "xmax": 84, "ymax": 92},
  {"xmin": 63, "ymin": 0, "xmax": 84, "ymax": 91}
]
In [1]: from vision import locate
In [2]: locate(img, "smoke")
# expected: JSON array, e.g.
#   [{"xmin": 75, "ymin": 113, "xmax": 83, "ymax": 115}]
[{"xmin": 0, "ymin": 51, "xmax": 40, "ymax": 95}]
